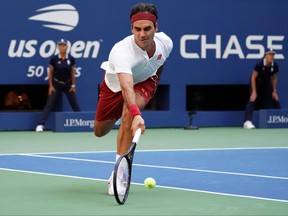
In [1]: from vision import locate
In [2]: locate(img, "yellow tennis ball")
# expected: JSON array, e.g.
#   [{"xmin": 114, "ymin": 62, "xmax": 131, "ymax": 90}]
[{"xmin": 144, "ymin": 177, "xmax": 156, "ymax": 189}]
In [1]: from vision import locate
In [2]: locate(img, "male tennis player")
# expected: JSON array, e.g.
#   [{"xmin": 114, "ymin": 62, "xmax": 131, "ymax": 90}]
[
  {"xmin": 94, "ymin": 3, "xmax": 173, "ymax": 195},
  {"xmin": 243, "ymin": 48, "xmax": 281, "ymax": 129}
]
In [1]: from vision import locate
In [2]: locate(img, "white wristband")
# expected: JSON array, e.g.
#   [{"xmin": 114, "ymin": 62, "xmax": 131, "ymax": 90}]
[{"xmin": 71, "ymin": 84, "xmax": 76, "ymax": 88}]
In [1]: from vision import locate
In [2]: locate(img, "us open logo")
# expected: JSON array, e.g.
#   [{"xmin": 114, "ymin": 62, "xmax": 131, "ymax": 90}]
[{"xmin": 28, "ymin": 4, "xmax": 79, "ymax": 32}]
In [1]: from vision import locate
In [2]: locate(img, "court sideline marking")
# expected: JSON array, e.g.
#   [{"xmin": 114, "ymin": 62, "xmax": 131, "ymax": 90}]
[
  {"xmin": 16, "ymin": 153, "xmax": 288, "ymax": 181},
  {"xmin": 1, "ymin": 147, "xmax": 288, "ymax": 203},
  {"xmin": 0, "ymin": 146, "xmax": 288, "ymax": 156},
  {"xmin": 1, "ymin": 167, "xmax": 287, "ymax": 204}
]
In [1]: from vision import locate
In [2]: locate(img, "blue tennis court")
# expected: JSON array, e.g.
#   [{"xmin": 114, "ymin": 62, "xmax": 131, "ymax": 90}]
[
  {"xmin": 1, "ymin": 147, "xmax": 288, "ymax": 202},
  {"xmin": 1, "ymin": 128, "xmax": 288, "ymax": 215}
]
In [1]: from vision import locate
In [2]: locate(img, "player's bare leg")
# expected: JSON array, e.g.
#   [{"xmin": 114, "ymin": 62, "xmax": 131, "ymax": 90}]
[
  {"xmin": 117, "ymin": 92, "xmax": 146, "ymax": 155},
  {"xmin": 94, "ymin": 120, "xmax": 116, "ymax": 137}
]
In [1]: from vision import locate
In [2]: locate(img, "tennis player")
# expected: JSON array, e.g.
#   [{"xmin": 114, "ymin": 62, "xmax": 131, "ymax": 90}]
[
  {"xmin": 94, "ymin": 3, "xmax": 173, "ymax": 195},
  {"xmin": 243, "ymin": 48, "xmax": 281, "ymax": 129}
]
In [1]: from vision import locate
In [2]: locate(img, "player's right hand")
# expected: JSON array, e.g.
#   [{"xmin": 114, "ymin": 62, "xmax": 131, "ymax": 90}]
[
  {"xmin": 48, "ymin": 86, "xmax": 55, "ymax": 95},
  {"xmin": 131, "ymin": 115, "xmax": 145, "ymax": 135}
]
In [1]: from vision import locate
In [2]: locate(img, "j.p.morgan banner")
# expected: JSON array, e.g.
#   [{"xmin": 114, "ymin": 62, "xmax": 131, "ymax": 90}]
[{"xmin": 259, "ymin": 109, "xmax": 288, "ymax": 128}]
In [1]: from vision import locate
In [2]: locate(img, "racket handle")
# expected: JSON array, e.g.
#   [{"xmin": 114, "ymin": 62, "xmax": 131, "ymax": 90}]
[{"xmin": 132, "ymin": 128, "xmax": 142, "ymax": 144}]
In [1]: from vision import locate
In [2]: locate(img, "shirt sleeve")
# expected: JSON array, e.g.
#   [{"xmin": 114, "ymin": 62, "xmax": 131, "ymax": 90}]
[
  {"xmin": 70, "ymin": 56, "xmax": 75, "ymax": 67},
  {"xmin": 109, "ymin": 43, "xmax": 133, "ymax": 75},
  {"xmin": 273, "ymin": 63, "xmax": 279, "ymax": 74},
  {"xmin": 254, "ymin": 62, "xmax": 261, "ymax": 73},
  {"xmin": 49, "ymin": 56, "xmax": 55, "ymax": 67},
  {"xmin": 160, "ymin": 32, "xmax": 173, "ymax": 57}
]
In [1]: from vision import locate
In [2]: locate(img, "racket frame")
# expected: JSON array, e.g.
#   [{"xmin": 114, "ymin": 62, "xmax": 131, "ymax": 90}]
[
  {"xmin": 113, "ymin": 128, "xmax": 141, "ymax": 205},
  {"xmin": 113, "ymin": 143, "xmax": 136, "ymax": 204}
]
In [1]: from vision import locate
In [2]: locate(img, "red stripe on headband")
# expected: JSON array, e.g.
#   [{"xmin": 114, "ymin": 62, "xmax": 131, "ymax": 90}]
[{"xmin": 131, "ymin": 12, "xmax": 157, "ymax": 23}]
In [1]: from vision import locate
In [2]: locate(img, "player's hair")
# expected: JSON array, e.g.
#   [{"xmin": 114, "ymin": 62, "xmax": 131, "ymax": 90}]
[{"xmin": 130, "ymin": 3, "xmax": 158, "ymax": 26}]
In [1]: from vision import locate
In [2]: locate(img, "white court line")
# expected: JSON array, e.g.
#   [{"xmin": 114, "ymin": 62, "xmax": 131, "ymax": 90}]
[
  {"xmin": 19, "ymin": 153, "xmax": 116, "ymax": 165},
  {"xmin": 17, "ymin": 153, "xmax": 288, "ymax": 181},
  {"xmin": 1, "ymin": 146, "xmax": 288, "ymax": 156},
  {"xmin": 0, "ymin": 167, "xmax": 287, "ymax": 203}
]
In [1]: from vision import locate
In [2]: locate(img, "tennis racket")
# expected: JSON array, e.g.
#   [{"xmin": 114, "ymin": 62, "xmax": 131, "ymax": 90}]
[{"xmin": 113, "ymin": 128, "xmax": 142, "ymax": 205}]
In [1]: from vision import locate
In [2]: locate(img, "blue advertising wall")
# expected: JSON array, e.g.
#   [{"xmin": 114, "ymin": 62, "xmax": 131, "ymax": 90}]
[{"xmin": 0, "ymin": 0, "xmax": 287, "ymax": 131}]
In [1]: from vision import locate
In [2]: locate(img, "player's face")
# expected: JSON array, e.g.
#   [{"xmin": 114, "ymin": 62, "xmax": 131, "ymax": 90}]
[
  {"xmin": 265, "ymin": 53, "xmax": 275, "ymax": 64},
  {"xmin": 58, "ymin": 43, "xmax": 68, "ymax": 54},
  {"xmin": 132, "ymin": 20, "xmax": 158, "ymax": 51}
]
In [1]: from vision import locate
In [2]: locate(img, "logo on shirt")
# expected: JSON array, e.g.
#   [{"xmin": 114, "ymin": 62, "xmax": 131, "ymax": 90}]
[
  {"xmin": 262, "ymin": 67, "xmax": 274, "ymax": 72},
  {"xmin": 157, "ymin": 54, "xmax": 162, "ymax": 60},
  {"xmin": 28, "ymin": 4, "xmax": 79, "ymax": 32}
]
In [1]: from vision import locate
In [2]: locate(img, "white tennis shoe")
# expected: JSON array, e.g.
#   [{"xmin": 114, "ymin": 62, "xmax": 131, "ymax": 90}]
[
  {"xmin": 243, "ymin": 121, "xmax": 255, "ymax": 129},
  {"xmin": 35, "ymin": 125, "xmax": 44, "ymax": 132},
  {"xmin": 108, "ymin": 172, "xmax": 126, "ymax": 196},
  {"xmin": 108, "ymin": 172, "xmax": 114, "ymax": 195}
]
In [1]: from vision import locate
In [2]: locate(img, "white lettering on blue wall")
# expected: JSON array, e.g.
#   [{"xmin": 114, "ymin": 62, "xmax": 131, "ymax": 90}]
[
  {"xmin": 267, "ymin": 115, "xmax": 288, "ymax": 123},
  {"xmin": 8, "ymin": 40, "xmax": 101, "ymax": 58},
  {"xmin": 64, "ymin": 118, "xmax": 94, "ymax": 128},
  {"xmin": 180, "ymin": 35, "xmax": 284, "ymax": 59}
]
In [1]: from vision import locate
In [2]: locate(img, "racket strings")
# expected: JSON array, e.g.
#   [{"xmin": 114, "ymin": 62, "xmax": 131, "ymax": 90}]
[
  {"xmin": 116, "ymin": 158, "xmax": 130, "ymax": 197},
  {"xmin": 113, "ymin": 132, "xmax": 140, "ymax": 204}
]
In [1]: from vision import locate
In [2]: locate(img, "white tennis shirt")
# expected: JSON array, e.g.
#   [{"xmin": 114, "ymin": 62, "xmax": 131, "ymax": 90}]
[{"xmin": 100, "ymin": 32, "xmax": 173, "ymax": 92}]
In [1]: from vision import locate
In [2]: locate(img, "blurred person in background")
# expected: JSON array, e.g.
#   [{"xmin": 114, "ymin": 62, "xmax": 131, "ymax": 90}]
[
  {"xmin": 35, "ymin": 39, "xmax": 80, "ymax": 132},
  {"xmin": 243, "ymin": 48, "xmax": 281, "ymax": 129}
]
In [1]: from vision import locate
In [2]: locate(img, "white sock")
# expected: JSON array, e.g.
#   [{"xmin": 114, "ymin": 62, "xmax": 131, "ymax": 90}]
[
  {"xmin": 116, "ymin": 154, "xmax": 121, "ymax": 161},
  {"xmin": 109, "ymin": 154, "xmax": 121, "ymax": 180}
]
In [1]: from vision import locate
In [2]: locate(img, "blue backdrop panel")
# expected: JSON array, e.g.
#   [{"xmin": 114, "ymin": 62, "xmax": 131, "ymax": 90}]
[{"xmin": 0, "ymin": 0, "xmax": 287, "ymax": 130}]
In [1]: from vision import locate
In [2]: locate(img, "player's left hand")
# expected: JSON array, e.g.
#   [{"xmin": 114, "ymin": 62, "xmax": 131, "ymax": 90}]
[
  {"xmin": 272, "ymin": 91, "xmax": 279, "ymax": 101},
  {"xmin": 131, "ymin": 115, "xmax": 145, "ymax": 135}
]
